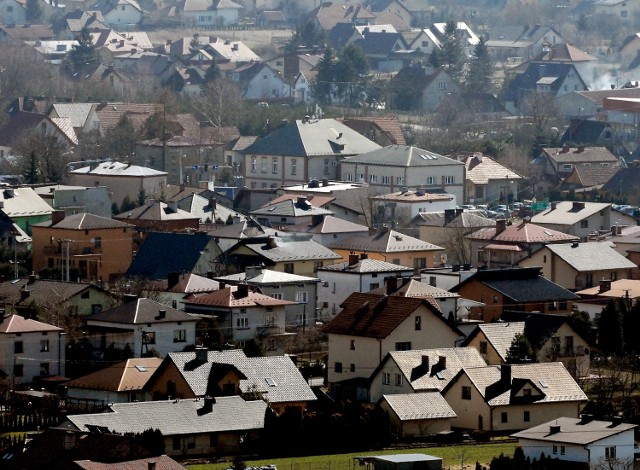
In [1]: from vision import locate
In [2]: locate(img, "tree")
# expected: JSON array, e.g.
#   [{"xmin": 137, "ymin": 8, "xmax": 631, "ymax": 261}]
[
  {"xmin": 520, "ymin": 91, "xmax": 562, "ymax": 157},
  {"xmin": 440, "ymin": 21, "xmax": 465, "ymax": 84},
  {"xmin": 284, "ymin": 20, "xmax": 325, "ymax": 53},
  {"xmin": 189, "ymin": 33, "xmax": 201, "ymax": 55},
  {"xmin": 102, "ymin": 115, "xmax": 141, "ymax": 160},
  {"xmin": 194, "ymin": 77, "xmax": 243, "ymax": 135},
  {"xmin": 204, "ymin": 60, "xmax": 220, "ymax": 83},
  {"xmin": 312, "ymin": 46, "xmax": 368, "ymax": 106},
  {"xmin": 14, "ymin": 129, "xmax": 69, "ymax": 184},
  {"xmin": 465, "ymin": 37, "xmax": 494, "ymax": 93},
  {"xmin": 597, "ymin": 298, "xmax": 625, "ymax": 356},
  {"xmin": 64, "ymin": 27, "xmax": 100, "ymax": 76},
  {"xmin": 506, "ymin": 333, "xmax": 534, "ymax": 364},
  {"xmin": 313, "ymin": 48, "xmax": 336, "ymax": 104},
  {"xmin": 26, "ymin": 0, "xmax": 42, "ymax": 23}
]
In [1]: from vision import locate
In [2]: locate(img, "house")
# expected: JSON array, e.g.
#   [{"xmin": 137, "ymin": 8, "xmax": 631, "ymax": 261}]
[
  {"xmin": 57, "ymin": 11, "xmax": 110, "ymax": 40},
  {"xmin": 575, "ymin": 278, "xmax": 640, "ymax": 318},
  {"xmin": 63, "ymin": 396, "xmax": 267, "ymax": 457},
  {"xmin": 94, "ymin": 0, "xmax": 143, "ymax": 26},
  {"xmin": 89, "ymin": 102, "xmax": 163, "ymax": 137},
  {"xmin": 390, "ymin": 65, "xmax": 460, "ymax": 112},
  {"xmin": 539, "ymin": 146, "xmax": 619, "ymax": 180},
  {"xmin": 65, "ymin": 357, "xmax": 162, "ymax": 405},
  {"xmin": 145, "ymin": 348, "xmax": 316, "ymax": 414},
  {"xmin": 0, "ymin": 186, "xmax": 53, "ymax": 235},
  {"xmin": 282, "ymin": 214, "xmax": 370, "ymax": 245},
  {"xmin": 339, "ymin": 116, "xmax": 407, "ymax": 146},
  {"xmin": 486, "ymin": 24, "xmax": 564, "ymax": 60},
  {"xmin": 518, "ymin": 242, "xmax": 636, "ymax": 290},
  {"xmin": 208, "ymin": 217, "xmax": 277, "ymax": 251},
  {"xmin": 229, "ymin": 62, "xmax": 291, "ymax": 101},
  {"xmin": 241, "ymin": 118, "xmax": 381, "ymax": 190},
  {"xmin": 558, "ymin": 120, "xmax": 625, "ymax": 157},
  {"xmin": 317, "ymin": 254, "xmax": 414, "ymax": 319},
  {"xmin": 463, "ymin": 154, "xmax": 522, "ymax": 205},
  {"xmin": 502, "ymin": 63, "xmax": 588, "ymax": 115},
  {"xmin": 512, "ymin": 417, "xmax": 636, "ymax": 467},
  {"xmin": 182, "ymin": 285, "xmax": 295, "ymax": 353},
  {"xmin": 379, "ymin": 392, "xmax": 456, "ymax": 438},
  {"xmin": 351, "ymin": 30, "xmax": 413, "ymax": 72},
  {"xmin": 215, "ymin": 266, "xmax": 320, "ymax": 329},
  {"xmin": 126, "ymin": 232, "xmax": 222, "ymax": 279},
  {"xmin": 146, "ymin": 272, "xmax": 220, "ymax": 311},
  {"xmin": 174, "ymin": 192, "xmax": 242, "ymax": 225},
  {"xmin": 85, "ymin": 297, "xmax": 197, "ymax": 358},
  {"xmin": 463, "ymin": 315, "xmax": 591, "ymax": 377},
  {"xmin": 0, "ymin": 0, "xmax": 26, "ymax": 25},
  {"xmin": 31, "ymin": 212, "xmax": 134, "ymax": 284},
  {"xmin": 594, "ymin": 0, "xmax": 640, "ymax": 21},
  {"xmin": 308, "ymin": 2, "xmax": 376, "ymax": 32},
  {"xmin": 0, "ymin": 24, "xmax": 55, "ymax": 44},
  {"xmin": 530, "ymin": 201, "xmax": 612, "ymax": 240},
  {"xmin": 430, "ymin": 21, "xmax": 480, "ymax": 56},
  {"xmin": 560, "ymin": 165, "xmax": 619, "ymax": 193},
  {"xmin": 353, "ymin": 454, "xmax": 443, "ymax": 470},
  {"xmin": 451, "ymin": 267, "xmax": 579, "ymax": 322},
  {"xmin": 444, "ymin": 362, "xmax": 587, "ymax": 432},
  {"xmin": 325, "ymin": 292, "xmax": 464, "ymax": 399},
  {"xmin": 408, "ymin": 28, "xmax": 442, "ymax": 55},
  {"xmin": 250, "ymin": 196, "xmax": 334, "ymax": 228},
  {"xmin": 169, "ymin": 0, "xmax": 243, "ymax": 27},
  {"xmin": 0, "ymin": 278, "xmax": 114, "ymax": 318},
  {"xmin": 621, "ymin": 32, "xmax": 640, "ymax": 69},
  {"xmin": 74, "ymin": 455, "xmax": 187, "ymax": 470},
  {"xmin": 34, "ymin": 185, "xmax": 112, "ymax": 219},
  {"xmin": 341, "ymin": 145, "xmax": 465, "ymax": 201},
  {"xmin": 369, "ymin": 189, "xmax": 456, "ymax": 226},
  {"xmin": 466, "ymin": 218, "xmax": 579, "ymax": 269},
  {"xmin": 330, "ymin": 225, "xmax": 444, "ymax": 270},
  {"xmin": 0, "ymin": 209, "xmax": 30, "ymax": 259},
  {"xmin": 169, "ymin": 36, "xmax": 260, "ymax": 63},
  {"xmin": 69, "ymin": 161, "xmax": 167, "ymax": 210},
  {"xmin": 223, "ymin": 235, "xmax": 341, "ymax": 277},
  {"xmin": 369, "ymin": 347, "xmax": 487, "ymax": 403},
  {"xmin": 554, "ymin": 88, "xmax": 640, "ymax": 121},
  {"xmin": 114, "ymin": 200, "xmax": 200, "ymax": 234},
  {"xmin": 0, "ymin": 314, "xmax": 65, "ymax": 385},
  {"xmin": 602, "ymin": 163, "xmax": 640, "ymax": 202}
]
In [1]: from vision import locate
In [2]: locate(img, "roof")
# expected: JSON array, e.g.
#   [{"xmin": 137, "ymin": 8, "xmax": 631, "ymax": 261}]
[
  {"xmin": 460, "ymin": 362, "xmax": 587, "ymax": 406},
  {"xmin": 126, "ymin": 232, "xmax": 219, "ymax": 279},
  {"xmin": 383, "ymin": 347, "xmax": 487, "ymax": 391},
  {"xmin": 65, "ymin": 396, "xmax": 267, "ymax": 436},
  {"xmin": 0, "ymin": 314, "xmax": 62, "ymax": 334},
  {"xmin": 70, "ymin": 161, "xmax": 166, "ymax": 177},
  {"xmin": 330, "ymin": 228, "xmax": 442, "ymax": 253},
  {"xmin": 463, "ymin": 322, "xmax": 525, "ymax": 362},
  {"xmin": 576, "ymin": 278, "xmax": 640, "ymax": 298},
  {"xmin": 467, "ymin": 221, "xmax": 579, "ymax": 243},
  {"xmin": 563, "ymin": 165, "xmax": 619, "ymax": 188},
  {"xmin": 251, "ymin": 198, "xmax": 334, "ymax": 218},
  {"xmin": 0, "ymin": 279, "xmax": 104, "ymax": 307},
  {"xmin": 65, "ymin": 358, "xmax": 162, "ymax": 392},
  {"xmin": 115, "ymin": 200, "xmax": 199, "ymax": 222},
  {"xmin": 50, "ymin": 103, "xmax": 95, "ymax": 129},
  {"xmin": 532, "ymin": 43, "xmax": 597, "ymax": 62},
  {"xmin": 486, "ymin": 24, "xmax": 559, "ymax": 46},
  {"xmin": 310, "ymin": 2, "xmax": 375, "ymax": 30},
  {"xmin": 216, "ymin": 268, "xmax": 319, "ymax": 285},
  {"xmin": 285, "ymin": 215, "xmax": 369, "ymax": 235},
  {"xmin": 0, "ymin": 186, "xmax": 52, "ymax": 218},
  {"xmin": 369, "ymin": 278, "xmax": 460, "ymax": 299},
  {"xmin": 166, "ymin": 349, "xmax": 316, "ymax": 403},
  {"xmin": 465, "ymin": 155, "xmax": 522, "ymax": 185},
  {"xmin": 262, "ymin": 193, "xmax": 335, "ymax": 209},
  {"xmin": 87, "ymin": 298, "xmax": 197, "ymax": 325},
  {"xmin": 319, "ymin": 258, "xmax": 413, "ymax": 273},
  {"xmin": 542, "ymin": 146, "xmax": 618, "ymax": 164},
  {"xmin": 370, "ymin": 190, "xmax": 454, "ymax": 203},
  {"xmin": 543, "ymin": 242, "xmax": 637, "ymax": 272},
  {"xmin": 325, "ymin": 292, "xmax": 461, "ymax": 339},
  {"xmin": 531, "ymin": 201, "xmax": 611, "ymax": 225},
  {"xmin": 33, "ymin": 213, "xmax": 132, "ymax": 230},
  {"xmin": 151, "ymin": 273, "xmax": 220, "ymax": 294},
  {"xmin": 453, "ymin": 267, "xmax": 579, "ymax": 302},
  {"xmin": 342, "ymin": 145, "xmax": 463, "ymax": 167},
  {"xmin": 74, "ymin": 455, "xmax": 186, "ymax": 470},
  {"xmin": 241, "ymin": 118, "xmax": 381, "ymax": 157},
  {"xmin": 511, "ymin": 416, "xmax": 636, "ymax": 444},
  {"xmin": 339, "ymin": 116, "xmax": 406, "ymax": 145},
  {"xmin": 382, "ymin": 392, "xmax": 456, "ymax": 420},
  {"xmin": 91, "ymin": 103, "xmax": 164, "ymax": 134},
  {"xmin": 176, "ymin": 192, "xmax": 242, "ymax": 224},
  {"xmin": 183, "ymin": 286, "xmax": 295, "ymax": 308},
  {"xmin": 503, "ymin": 63, "xmax": 585, "ymax": 101},
  {"xmin": 240, "ymin": 237, "xmax": 341, "ymax": 262}
]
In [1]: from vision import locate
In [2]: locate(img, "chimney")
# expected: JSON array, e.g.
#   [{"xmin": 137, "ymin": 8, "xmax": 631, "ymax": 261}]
[
  {"xmin": 197, "ymin": 395, "xmax": 216, "ymax": 415},
  {"xmin": 245, "ymin": 265, "xmax": 263, "ymax": 279},
  {"xmin": 386, "ymin": 277, "xmax": 398, "ymax": 295},
  {"xmin": 599, "ymin": 279, "xmax": 612, "ymax": 293},
  {"xmin": 209, "ymin": 198, "xmax": 217, "ymax": 210},
  {"xmin": 311, "ymin": 214, "xmax": 325, "ymax": 226},
  {"xmin": 233, "ymin": 215, "xmax": 242, "ymax": 224},
  {"xmin": 415, "ymin": 187, "xmax": 425, "ymax": 196},
  {"xmin": 322, "ymin": 178, "xmax": 329, "ymax": 187},
  {"xmin": 550, "ymin": 202, "xmax": 557, "ymax": 211},
  {"xmin": 168, "ymin": 272, "xmax": 179, "ymax": 289},
  {"xmin": 560, "ymin": 144, "xmax": 570, "ymax": 154},
  {"xmin": 360, "ymin": 252, "xmax": 368, "ymax": 260},
  {"xmin": 379, "ymin": 224, "xmax": 389, "ymax": 235},
  {"xmin": 348, "ymin": 252, "xmax": 359, "ymax": 266},
  {"xmin": 444, "ymin": 208, "xmax": 456, "ymax": 224},
  {"xmin": 195, "ymin": 347, "xmax": 208, "ymax": 362},
  {"xmin": 296, "ymin": 196, "xmax": 308, "ymax": 207},
  {"xmin": 28, "ymin": 274, "xmax": 36, "ymax": 285},
  {"xmin": 421, "ymin": 355, "xmax": 429, "ymax": 370},
  {"xmin": 577, "ymin": 145, "xmax": 585, "ymax": 153},
  {"xmin": 579, "ymin": 414, "xmax": 594, "ymax": 425},
  {"xmin": 219, "ymin": 281, "xmax": 226, "ymax": 290},
  {"xmin": 20, "ymin": 289, "xmax": 30, "ymax": 301},
  {"xmin": 180, "ymin": 183, "xmax": 185, "ymax": 192},
  {"xmin": 463, "ymin": 263, "xmax": 471, "ymax": 271},
  {"xmin": 157, "ymin": 309, "xmax": 166, "ymax": 319},
  {"xmin": 51, "ymin": 210, "xmax": 65, "ymax": 225},
  {"xmin": 266, "ymin": 236, "xmax": 278, "ymax": 249},
  {"xmin": 236, "ymin": 284, "xmax": 249, "ymax": 299},
  {"xmin": 572, "ymin": 201, "xmax": 585, "ymax": 211},
  {"xmin": 496, "ymin": 219, "xmax": 507, "ymax": 234},
  {"xmin": 167, "ymin": 201, "xmax": 178, "ymax": 213},
  {"xmin": 123, "ymin": 293, "xmax": 138, "ymax": 303},
  {"xmin": 437, "ymin": 355, "xmax": 446, "ymax": 369},
  {"xmin": 549, "ymin": 425, "xmax": 561, "ymax": 434},
  {"xmin": 500, "ymin": 364, "xmax": 512, "ymax": 385},
  {"xmin": 148, "ymin": 462, "xmax": 157, "ymax": 470}
]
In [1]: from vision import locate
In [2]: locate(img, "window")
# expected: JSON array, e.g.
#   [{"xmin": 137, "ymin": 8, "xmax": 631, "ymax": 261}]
[
  {"xmin": 621, "ymin": 9, "xmax": 628, "ymax": 17},
  {"xmin": 426, "ymin": 176, "xmax": 435, "ymax": 185},
  {"xmin": 429, "ymin": 276, "xmax": 436, "ymax": 286},
  {"xmin": 40, "ymin": 340, "xmax": 50, "ymax": 352},
  {"xmin": 396, "ymin": 176, "xmax": 405, "ymax": 185},
  {"xmin": 565, "ymin": 336, "xmax": 574, "ymax": 355},
  {"xmin": 173, "ymin": 329, "xmax": 187, "ymax": 342},
  {"xmin": 261, "ymin": 157, "xmax": 267, "ymax": 172},
  {"xmin": 295, "ymin": 314, "xmax": 306, "ymax": 326},
  {"xmin": 346, "ymin": 172, "xmax": 353, "ymax": 181},
  {"xmin": 264, "ymin": 315, "xmax": 276, "ymax": 326},
  {"xmin": 350, "ymin": 340, "xmax": 356, "ymax": 350},
  {"xmin": 296, "ymin": 291, "xmax": 308, "ymax": 303},
  {"xmin": 6, "ymin": 6, "xmax": 12, "ymax": 12},
  {"xmin": 382, "ymin": 175, "xmax": 391, "ymax": 185},
  {"xmin": 143, "ymin": 331, "xmax": 156, "ymax": 344},
  {"xmin": 210, "ymin": 433, "xmax": 218, "ymax": 448},
  {"xmin": 413, "ymin": 258, "xmax": 426, "ymax": 269},
  {"xmin": 415, "ymin": 316, "xmax": 422, "ymax": 330},
  {"xmin": 173, "ymin": 437, "xmax": 180, "ymax": 450},
  {"xmin": 284, "ymin": 263, "xmax": 294, "ymax": 274},
  {"xmin": 335, "ymin": 362, "xmax": 343, "ymax": 373},
  {"xmin": 14, "ymin": 364, "xmax": 23, "ymax": 377},
  {"xmin": 383, "ymin": 372, "xmax": 390, "ymax": 385},
  {"xmin": 251, "ymin": 157, "xmax": 257, "ymax": 173},
  {"xmin": 551, "ymin": 336, "xmax": 561, "ymax": 354},
  {"xmin": 395, "ymin": 373, "xmax": 403, "ymax": 386},
  {"xmin": 94, "ymin": 237, "xmax": 102, "ymax": 248},
  {"xmin": 291, "ymin": 158, "xmax": 297, "ymax": 175},
  {"xmin": 553, "ymin": 445, "xmax": 558, "ymax": 455},
  {"xmin": 422, "ymin": 40, "xmax": 428, "ymax": 47},
  {"xmin": 562, "ymin": 164, "xmax": 572, "ymax": 170},
  {"xmin": 523, "ymin": 388, "xmax": 532, "ymax": 397},
  {"xmin": 272, "ymin": 158, "xmax": 278, "ymax": 173},
  {"xmin": 580, "ymin": 220, "xmax": 589, "ymax": 228},
  {"xmin": 370, "ymin": 174, "xmax": 378, "ymax": 183},
  {"xmin": 14, "ymin": 341, "xmax": 23, "ymax": 354},
  {"xmin": 81, "ymin": 290, "xmax": 90, "ymax": 299},
  {"xmin": 369, "ymin": 283, "xmax": 379, "ymax": 290},
  {"xmin": 40, "ymin": 363, "xmax": 49, "ymax": 376},
  {"xmin": 438, "ymin": 81, "xmax": 446, "ymax": 89},
  {"xmin": 501, "ymin": 412, "xmax": 508, "ymax": 423},
  {"xmin": 445, "ymin": 176, "xmax": 455, "ymax": 184},
  {"xmin": 461, "ymin": 386, "xmax": 471, "ymax": 400},
  {"xmin": 605, "ymin": 446, "xmax": 616, "ymax": 459},
  {"xmin": 524, "ymin": 411, "xmax": 530, "ymax": 422},
  {"xmin": 479, "ymin": 341, "xmax": 488, "ymax": 354},
  {"xmin": 236, "ymin": 318, "xmax": 249, "ymax": 329},
  {"xmin": 395, "ymin": 342, "xmax": 411, "ymax": 351},
  {"xmin": 561, "ymin": 446, "xmax": 565, "ymax": 455},
  {"xmin": 324, "ymin": 159, "xmax": 330, "ymax": 175},
  {"xmin": 271, "ymin": 292, "xmax": 283, "ymax": 300},
  {"xmin": 350, "ymin": 363, "xmax": 356, "ymax": 372}
]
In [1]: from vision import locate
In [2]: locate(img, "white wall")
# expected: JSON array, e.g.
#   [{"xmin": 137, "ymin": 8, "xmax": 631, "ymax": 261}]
[{"xmin": 3, "ymin": 330, "xmax": 65, "ymax": 385}]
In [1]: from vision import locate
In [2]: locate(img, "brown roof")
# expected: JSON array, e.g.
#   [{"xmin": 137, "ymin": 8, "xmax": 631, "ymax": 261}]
[
  {"xmin": 261, "ymin": 193, "xmax": 335, "ymax": 208},
  {"xmin": 284, "ymin": 215, "xmax": 369, "ymax": 235},
  {"xmin": 465, "ymin": 154, "xmax": 522, "ymax": 185},
  {"xmin": 468, "ymin": 221, "xmax": 579, "ymax": 243},
  {"xmin": 74, "ymin": 455, "xmax": 186, "ymax": 470},
  {"xmin": 0, "ymin": 314, "xmax": 62, "ymax": 333},
  {"xmin": 331, "ymin": 227, "xmax": 442, "ymax": 253},
  {"xmin": 310, "ymin": 2, "xmax": 376, "ymax": 30},
  {"xmin": 0, "ymin": 24, "xmax": 55, "ymax": 40},
  {"xmin": 65, "ymin": 358, "xmax": 162, "ymax": 392},
  {"xmin": 339, "ymin": 116, "xmax": 406, "ymax": 145},
  {"xmin": 575, "ymin": 87, "xmax": 640, "ymax": 106},
  {"xmin": 37, "ymin": 212, "xmax": 133, "ymax": 230},
  {"xmin": 325, "ymin": 292, "xmax": 457, "ymax": 338},
  {"xmin": 93, "ymin": 102, "xmax": 163, "ymax": 133},
  {"xmin": 543, "ymin": 146, "xmax": 619, "ymax": 164},
  {"xmin": 370, "ymin": 190, "xmax": 453, "ymax": 203},
  {"xmin": 0, "ymin": 279, "xmax": 104, "ymax": 307},
  {"xmin": 533, "ymin": 43, "xmax": 597, "ymax": 62},
  {"xmin": 564, "ymin": 165, "xmax": 619, "ymax": 188},
  {"xmin": 183, "ymin": 286, "xmax": 295, "ymax": 308}
]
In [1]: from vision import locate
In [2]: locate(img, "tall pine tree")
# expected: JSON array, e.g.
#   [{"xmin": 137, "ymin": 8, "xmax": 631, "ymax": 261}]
[
  {"xmin": 465, "ymin": 37, "xmax": 494, "ymax": 93},
  {"xmin": 597, "ymin": 298, "xmax": 626, "ymax": 356},
  {"xmin": 440, "ymin": 21, "xmax": 465, "ymax": 84}
]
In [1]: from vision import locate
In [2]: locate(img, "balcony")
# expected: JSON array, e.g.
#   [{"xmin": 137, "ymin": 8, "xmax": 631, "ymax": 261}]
[{"xmin": 43, "ymin": 245, "xmax": 103, "ymax": 256}]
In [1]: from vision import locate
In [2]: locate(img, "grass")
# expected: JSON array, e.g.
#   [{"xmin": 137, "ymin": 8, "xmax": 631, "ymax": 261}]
[{"xmin": 186, "ymin": 442, "xmax": 518, "ymax": 470}]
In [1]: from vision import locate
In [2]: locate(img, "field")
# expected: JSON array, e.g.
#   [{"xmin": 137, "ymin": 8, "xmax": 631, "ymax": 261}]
[{"xmin": 186, "ymin": 442, "xmax": 518, "ymax": 470}]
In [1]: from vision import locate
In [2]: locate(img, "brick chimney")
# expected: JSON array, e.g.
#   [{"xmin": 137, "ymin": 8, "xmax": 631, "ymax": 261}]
[
  {"xmin": 495, "ymin": 219, "xmax": 507, "ymax": 235},
  {"xmin": 51, "ymin": 210, "xmax": 65, "ymax": 225}
]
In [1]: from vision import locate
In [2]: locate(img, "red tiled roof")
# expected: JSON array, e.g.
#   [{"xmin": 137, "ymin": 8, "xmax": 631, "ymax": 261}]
[
  {"xmin": 468, "ymin": 221, "xmax": 579, "ymax": 243},
  {"xmin": 0, "ymin": 314, "xmax": 62, "ymax": 333},
  {"xmin": 184, "ymin": 286, "xmax": 295, "ymax": 308}
]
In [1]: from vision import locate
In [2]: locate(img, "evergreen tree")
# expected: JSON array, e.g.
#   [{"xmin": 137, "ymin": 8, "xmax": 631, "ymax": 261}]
[
  {"xmin": 204, "ymin": 60, "xmax": 220, "ymax": 83},
  {"xmin": 64, "ymin": 27, "xmax": 100, "ymax": 76},
  {"xmin": 313, "ymin": 48, "xmax": 336, "ymax": 104},
  {"xmin": 189, "ymin": 33, "xmax": 201, "ymax": 55},
  {"xmin": 26, "ymin": 0, "xmax": 42, "ymax": 22},
  {"xmin": 429, "ymin": 48, "xmax": 442, "ymax": 68},
  {"xmin": 440, "ymin": 20, "xmax": 465, "ymax": 84},
  {"xmin": 465, "ymin": 37, "xmax": 494, "ymax": 93},
  {"xmin": 285, "ymin": 20, "xmax": 325, "ymax": 53},
  {"xmin": 506, "ymin": 333, "xmax": 534, "ymax": 364},
  {"xmin": 597, "ymin": 298, "xmax": 625, "ymax": 356}
]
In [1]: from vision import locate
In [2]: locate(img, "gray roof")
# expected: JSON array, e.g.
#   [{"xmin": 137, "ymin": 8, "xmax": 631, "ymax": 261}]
[
  {"xmin": 511, "ymin": 416, "xmax": 636, "ymax": 444},
  {"xmin": 318, "ymin": 258, "xmax": 413, "ymax": 273},
  {"xmin": 50, "ymin": 103, "xmax": 95, "ymax": 128},
  {"xmin": 241, "ymin": 118, "xmax": 381, "ymax": 157},
  {"xmin": 87, "ymin": 298, "xmax": 197, "ymax": 325},
  {"xmin": 531, "ymin": 201, "xmax": 610, "ymax": 225},
  {"xmin": 33, "ymin": 213, "xmax": 133, "ymax": 230},
  {"xmin": 342, "ymin": 145, "xmax": 464, "ymax": 167},
  {"xmin": 251, "ymin": 199, "xmax": 334, "ymax": 218},
  {"xmin": 65, "ymin": 396, "xmax": 266, "ymax": 436},
  {"xmin": 331, "ymin": 229, "xmax": 442, "ymax": 253},
  {"xmin": 382, "ymin": 392, "xmax": 456, "ymax": 420},
  {"xmin": 387, "ymin": 347, "xmax": 487, "ymax": 392},
  {"xmin": 216, "ymin": 268, "xmax": 319, "ymax": 285},
  {"xmin": 70, "ymin": 161, "xmax": 167, "ymax": 177},
  {"xmin": 0, "ymin": 187, "xmax": 53, "ymax": 218},
  {"xmin": 544, "ymin": 242, "xmax": 637, "ymax": 272},
  {"xmin": 242, "ymin": 238, "xmax": 341, "ymax": 262},
  {"xmin": 167, "ymin": 350, "xmax": 317, "ymax": 404}
]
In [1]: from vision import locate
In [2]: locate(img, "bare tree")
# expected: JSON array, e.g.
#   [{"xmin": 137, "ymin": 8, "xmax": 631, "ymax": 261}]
[{"xmin": 191, "ymin": 78, "xmax": 243, "ymax": 138}]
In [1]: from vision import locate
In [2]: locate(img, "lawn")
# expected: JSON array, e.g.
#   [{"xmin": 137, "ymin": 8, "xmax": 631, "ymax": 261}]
[{"xmin": 186, "ymin": 442, "xmax": 518, "ymax": 470}]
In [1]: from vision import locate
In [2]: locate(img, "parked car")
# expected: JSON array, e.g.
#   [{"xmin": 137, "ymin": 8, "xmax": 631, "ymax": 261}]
[{"xmin": 461, "ymin": 204, "xmax": 476, "ymax": 211}]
